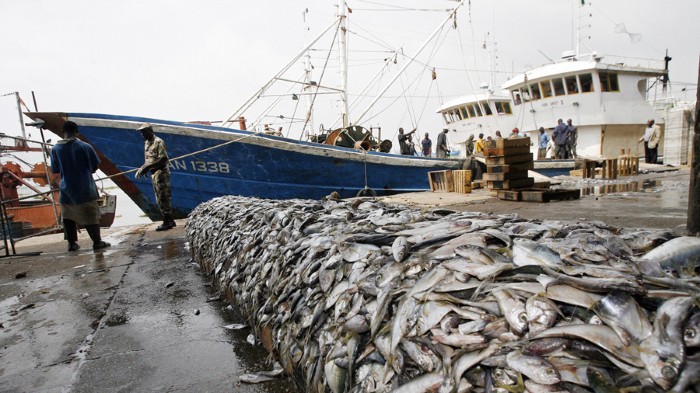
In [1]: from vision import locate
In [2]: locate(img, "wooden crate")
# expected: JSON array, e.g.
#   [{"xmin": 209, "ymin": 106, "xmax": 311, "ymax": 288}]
[
  {"xmin": 495, "ymin": 137, "xmax": 531, "ymax": 149},
  {"xmin": 487, "ymin": 177, "xmax": 534, "ymax": 190},
  {"xmin": 471, "ymin": 180, "xmax": 484, "ymax": 189},
  {"xmin": 486, "ymin": 153, "xmax": 533, "ymax": 165},
  {"xmin": 453, "ymin": 170, "xmax": 472, "ymax": 193},
  {"xmin": 487, "ymin": 162, "xmax": 534, "ymax": 174},
  {"xmin": 497, "ymin": 189, "xmax": 522, "ymax": 201},
  {"xmin": 533, "ymin": 180, "xmax": 551, "ymax": 189},
  {"xmin": 428, "ymin": 170, "xmax": 454, "ymax": 192},
  {"xmin": 520, "ymin": 188, "xmax": 581, "ymax": 203},
  {"xmin": 482, "ymin": 170, "xmax": 530, "ymax": 182},
  {"xmin": 618, "ymin": 155, "xmax": 639, "ymax": 176},
  {"xmin": 484, "ymin": 145, "xmax": 531, "ymax": 157}
]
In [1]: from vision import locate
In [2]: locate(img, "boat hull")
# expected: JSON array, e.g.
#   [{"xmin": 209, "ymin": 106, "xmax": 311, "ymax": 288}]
[{"xmin": 28, "ymin": 113, "xmax": 463, "ymax": 220}]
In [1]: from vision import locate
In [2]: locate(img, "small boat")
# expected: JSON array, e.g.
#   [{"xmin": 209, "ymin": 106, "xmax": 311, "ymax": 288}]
[
  {"xmin": 24, "ymin": 1, "xmax": 469, "ymax": 221},
  {"xmin": 1, "ymin": 92, "xmax": 116, "ymax": 238}
]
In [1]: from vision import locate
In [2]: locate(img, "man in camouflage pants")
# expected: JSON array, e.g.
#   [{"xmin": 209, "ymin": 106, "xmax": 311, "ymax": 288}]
[{"xmin": 136, "ymin": 123, "xmax": 175, "ymax": 231}]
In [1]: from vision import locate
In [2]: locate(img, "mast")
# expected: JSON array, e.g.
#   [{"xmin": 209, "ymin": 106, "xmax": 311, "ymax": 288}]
[
  {"xmin": 14, "ymin": 92, "xmax": 27, "ymax": 141},
  {"xmin": 337, "ymin": 0, "xmax": 349, "ymax": 128},
  {"xmin": 303, "ymin": 8, "xmax": 315, "ymax": 136}
]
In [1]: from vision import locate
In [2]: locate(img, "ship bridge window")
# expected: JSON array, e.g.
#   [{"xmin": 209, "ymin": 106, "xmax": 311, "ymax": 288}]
[
  {"xmin": 599, "ymin": 72, "xmax": 619, "ymax": 92},
  {"xmin": 453, "ymin": 109, "xmax": 462, "ymax": 121},
  {"xmin": 553, "ymin": 78, "xmax": 565, "ymax": 96},
  {"xmin": 482, "ymin": 103, "xmax": 493, "ymax": 115},
  {"xmin": 540, "ymin": 80, "xmax": 553, "ymax": 98},
  {"xmin": 528, "ymin": 84, "xmax": 540, "ymax": 100},
  {"xmin": 512, "ymin": 90, "xmax": 522, "ymax": 105},
  {"xmin": 579, "ymin": 73, "xmax": 594, "ymax": 92},
  {"xmin": 460, "ymin": 106, "xmax": 469, "ymax": 119},
  {"xmin": 495, "ymin": 101, "xmax": 512, "ymax": 114},
  {"xmin": 473, "ymin": 104, "xmax": 483, "ymax": 117},
  {"xmin": 521, "ymin": 87, "xmax": 532, "ymax": 102},
  {"xmin": 565, "ymin": 76, "xmax": 578, "ymax": 94},
  {"xmin": 467, "ymin": 105, "xmax": 476, "ymax": 117}
]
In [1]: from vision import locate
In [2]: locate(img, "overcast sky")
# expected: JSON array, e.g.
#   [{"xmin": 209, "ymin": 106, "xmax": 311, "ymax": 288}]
[{"xmin": 1, "ymin": 0, "xmax": 698, "ymax": 145}]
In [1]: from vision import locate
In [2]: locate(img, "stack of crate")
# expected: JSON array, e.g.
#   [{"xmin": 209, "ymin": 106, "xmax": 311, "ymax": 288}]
[{"xmin": 482, "ymin": 137, "xmax": 534, "ymax": 195}]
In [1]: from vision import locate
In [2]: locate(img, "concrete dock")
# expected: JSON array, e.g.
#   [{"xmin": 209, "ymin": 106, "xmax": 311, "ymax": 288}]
[
  {"xmin": 0, "ymin": 222, "xmax": 293, "ymax": 393},
  {"xmin": 0, "ymin": 165, "xmax": 691, "ymax": 392}
]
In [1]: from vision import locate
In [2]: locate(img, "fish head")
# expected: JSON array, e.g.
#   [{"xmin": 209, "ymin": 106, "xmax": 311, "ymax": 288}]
[
  {"xmin": 647, "ymin": 355, "xmax": 681, "ymax": 390},
  {"xmin": 509, "ymin": 309, "xmax": 529, "ymax": 335}
]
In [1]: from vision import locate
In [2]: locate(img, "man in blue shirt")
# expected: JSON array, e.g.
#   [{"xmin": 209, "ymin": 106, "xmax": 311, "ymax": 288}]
[
  {"xmin": 552, "ymin": 119, "xmax": 570, "ymax": 159},
  {"xmin": 50, "ymin": 121, "xmax": 110, "ymax": 252},
  {"xmin": 537, "ymin": 127, "xmax": 550, "ymax": 159},
  {"xmin": 421, "ymin": 133, "xmax": 432, "ymax": 157}
]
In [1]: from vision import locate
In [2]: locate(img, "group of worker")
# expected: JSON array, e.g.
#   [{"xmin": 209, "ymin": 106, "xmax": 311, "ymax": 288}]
[
  {"xmin": 537, "ymin": 119, "xmax": 578, "ymax": 160},
  {"xmin": 397, "ymin": 128, "xmax": 451, "ymax": 158}
]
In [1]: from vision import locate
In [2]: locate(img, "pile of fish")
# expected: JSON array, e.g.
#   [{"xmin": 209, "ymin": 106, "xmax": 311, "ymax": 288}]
[{"xmin": 186, "ymin": 195, "xmax": 700, "ymax": 393}]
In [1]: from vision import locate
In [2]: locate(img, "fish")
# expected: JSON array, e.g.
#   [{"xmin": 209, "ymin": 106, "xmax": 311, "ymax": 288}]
[
  {"xmin": 641, "ymin": 236, "xmax": 700, "ymax": 271},
  {"xmin": 454, "ymin": 244, "xmax": 510, "ymax": 265},
  {"xmin": 506, "ymin": 349, "xmax": 561, "ymax": 385},
  {"xmin": 591, "ymin": 290, "xmax": 652, "ymax": 344},
  {"xmin": 684, "ymin": 311, "xmax": 700, "ymax": 347},
  {"xmin": 393, "ymin": 372, "xmax": 444, "ymax": 393},
  {"xmin": 392, "ymin": 236, "xmax": 411, "ymax": 262},
  {"xmin": 525, "ymin": 294, "xmax": 560, "ymax": 333},
  {"xmin": 639, "ymin": 296, "xmax": 695, "ymax": 390},
  {"xmin": 512, "ymin": 238, "xmax": 562, "ymax": 267}
]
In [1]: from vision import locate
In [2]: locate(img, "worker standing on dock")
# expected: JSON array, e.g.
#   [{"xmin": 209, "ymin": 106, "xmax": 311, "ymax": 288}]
[
  {"xmin": 552, "ymin": 119, "xmax": 569, "ymax": 159},
  {"xmin": 50, "ymin": 121, "xmax": 110, "ymax": 252},
  {"xmin": 136, "ymin": 124, "xmax": 176, "ymax": 231},
  {"xmin": 538, "ymin": 127, "xmax": 550, "ymax": 159},
  {"xmin": 639, "ymin": 119, "xmax": 661, "ymax": 164}
]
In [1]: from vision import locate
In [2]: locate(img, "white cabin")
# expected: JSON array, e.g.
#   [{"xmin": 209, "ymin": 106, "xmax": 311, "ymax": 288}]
[
  {"xmin": 436, "ymin": 89, "xmax": 515, "ymax": 157},
  {"xmin": 503, "ymin": 52, "xmax": 666, "ymax": 159}
]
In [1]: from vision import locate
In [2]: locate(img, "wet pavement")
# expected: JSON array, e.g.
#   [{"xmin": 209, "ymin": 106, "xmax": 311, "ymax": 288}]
[{"xmin": 0, "ymin": 223, "xmax": 295, "ymax": 393}]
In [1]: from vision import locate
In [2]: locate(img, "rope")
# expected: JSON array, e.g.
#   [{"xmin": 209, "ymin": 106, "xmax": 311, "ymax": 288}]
[{"xmin": 302, "ymin": 19, "xmax": 341, "ymax": 133}]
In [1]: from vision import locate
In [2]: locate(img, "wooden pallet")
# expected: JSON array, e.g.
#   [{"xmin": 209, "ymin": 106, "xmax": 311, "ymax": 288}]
[
  {"xmin": 582, "ymin": 158, "xmax": 618, "ymax": 179},
  {"xmin": 618, "ymin": 155, "xmax": 639, "ymax": 176},
  {"xmin": 482, "ymin": 170, "xmax": 530, "ymax": 181},
  {"xmin": 486, "ymin": 177, "xmax": 534, "ymax": 190},
  {"xmin": 452, "ymin": 170, "xmax": 472, "ymax": 193},
  {"xmin": 520, "ymin": 188, "xmax": 581, "ymax": 202},
  {"xmin": 428, "ymin": 170, "xmax": 454, "ymax": 192},
  {"xmin": 484, "ymin": 145, "xmax": 531, "ymax": 157},
  {"xmin": 486, "ymin": 153, "xmax": 533, "ymax": 165},
  {"xmin": 497, "ymin": 189, "xmax": 522, "ymax": 201},
  {"xmin": 495, "ymin": 137, "xmax": 531, "ymax": 148},
  {"xmin": 487, "ymin": 161, "xmax": 534, "ymax": 174},
  {"xmin": 471, "ymin": 180, "xmax": 484, "ymax": 189}
]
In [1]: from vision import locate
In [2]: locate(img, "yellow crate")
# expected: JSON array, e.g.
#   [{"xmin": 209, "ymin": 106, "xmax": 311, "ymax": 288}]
[
  {"xmin": 453, "ymin": 170, "xmax": 472, "ymax": 193},
  {"xmin": 428, "ymin": 170, "xmax": 454, "ymax": 192}
]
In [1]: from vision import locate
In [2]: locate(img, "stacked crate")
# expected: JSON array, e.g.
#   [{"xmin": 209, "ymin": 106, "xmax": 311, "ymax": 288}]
[{"xmin": 482, "ymin": 137, "xmax": 534, "ymax": 195}]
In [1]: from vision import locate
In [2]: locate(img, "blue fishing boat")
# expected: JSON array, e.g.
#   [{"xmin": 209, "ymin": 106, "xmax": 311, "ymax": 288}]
[
  {"xmin": 25, "ymin": 112, "xmax": 463, "ymax": 220},
  {"xmin": 24, "ymin": 0, "xmax": 469, "ymax": 220}
]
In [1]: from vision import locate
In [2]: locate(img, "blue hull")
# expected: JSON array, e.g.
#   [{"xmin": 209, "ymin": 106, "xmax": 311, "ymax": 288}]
[{"xmin": 29, "ymin": 113, "xmax": 463, "ymax": 220}]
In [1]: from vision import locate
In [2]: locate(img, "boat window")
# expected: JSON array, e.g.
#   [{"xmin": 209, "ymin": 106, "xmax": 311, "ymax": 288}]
[
  {"xmin": 553, "ymin": 78, "xmax": 565, "ymax": 96},
  {"xmin": 502, "ymin": 102, "xmax": 512, "ymax": 114},
  {"xmin": 473, "ymin": 104, "xmax": 483, "ymax": 117},
  {"xmin": 453, "ymin": 109, "xmax": 462, "ymax": 121},
  {"xmin": 512, "ymin": 90, "xmax": 522, "ymax": 105},
  {"xmin": 527, "ymin": 84, "xmax": 539, "ymax": 101},
  {"xmin": 565, "ymin": 76, "xmax": 578, "ymax": 94},
  {"xmin": 442, "ymin": 113, "xmax": 450, "ymax": 123},
  {"xmin": 521, "ymin": 87, "xmax": 532, "ymax": 102},
  {"xmin": 540, "ymin": 80, "xmax": 553, "ymax": 98},
  {"xmin": 482, "ymin": 103, "xmax": 493, "ymax": 116},
  {"xmin": 579, "ymin": 73, "xmax": 594, "ymax": 92},
  {"xmin": 468, "ymin": 105, "xmax": 476, "ymax": 118},
  {"xmin": 599, "ymin": 72, "xmax": 619, "ymax": 92},
  {"xmin": 458, "ymin": 106, "xmax": 467, "ymax": 119}
]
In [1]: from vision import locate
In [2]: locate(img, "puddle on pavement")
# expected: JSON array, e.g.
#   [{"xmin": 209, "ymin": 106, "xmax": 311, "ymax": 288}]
[{"xmin": 563, "ymin": 179, "xmax": 664, "ymax": 196}]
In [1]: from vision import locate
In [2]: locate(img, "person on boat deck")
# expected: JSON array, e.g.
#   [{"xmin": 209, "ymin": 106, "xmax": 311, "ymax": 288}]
[
  {"xmin": 552, "ymin": 119, "xmax": 570, "ymax": 159},
  {"xmin": 566, "ymin": 119, "xmax": 578, "ymax": 159},
  {"xmin": 486, "ymin": 135, "xmax": 495, "ymax": 148},
  {"xmin": 135, "ymin": 123, "xmax": 176, "ymax": 231},
  {"xmin": 638, "ymin": 119, "xmax": 661, "ymax": 164},
  {"xmin": 421, "ymin": 133, "xmax": 432, "ymax": 157},
  {"xmin": 50, "ymin": 121, "xmax": 110, "ymax": 252},
  {"xmin": 474, "ymin": 133, "xmax": 486, "ymax": 156},
  {"xmin": 436, "ymin": 129, "xmax": 450, "ymax": 158},
  {"xmin": 537, "ymin": 127, "xmax": 550, "ymax": 160},
  {"xmin": 464, "ymin": 134, "xmax": 475, "ymax": 157},
  {"xmin": 509, "ymin": 128, "xmax": 522, "ymax": 138},
  {"xmin": 514, "ymin": 94, "xmax": 522, "ymax": 105},
  {"xmin": 397, "ymin": 127, "xmax": 417, "ymax": 155},
  {"xmin": 495, "ymin": 130, "xmax": 503, "ymax": 139}
]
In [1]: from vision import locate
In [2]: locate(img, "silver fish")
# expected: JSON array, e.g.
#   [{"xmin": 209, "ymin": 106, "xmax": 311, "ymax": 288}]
[
  {"xmin": 392, "ymin": 236, "xmax": 411, "ymax": 262},
  {"xmin": 512, "ymin": 238, "xmax": 562, "ymax": 267},
  {"xmin": 684, "ymin": 311, "xmax": 700, "ymax": 347},
  {"xmin": 506, "ymin": 349, "xmax": 561, "ymax": 385},
  {"xmin": 454, "ymin": 244, "xmax": 510, "ymax": 265},
  {"xmin": 393, "ymin": 372, "xmax": 444, "ymax": 393},
  {"xmin": 642, "ymin": 236, "xmax": 700, "ymax": 271},
  {"xmin": 525, "ymin": 294, "xmax": 559, "ymax": 333},
  {"xmin": 492, "ymin": 289, "xmax": 528, "ymax": 335},
  {"xmin": 592, "ymin": 290, "xmax": 652, "ymax": 345},
  {"xmin": 639, "ymin": 296, "xmax": 695, "ymax": 390}
]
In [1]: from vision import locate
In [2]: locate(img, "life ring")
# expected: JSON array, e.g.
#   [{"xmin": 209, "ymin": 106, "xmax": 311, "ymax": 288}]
[{"xmin": 356, "ymin": 187, "xmax": 377, "ymax": 197}]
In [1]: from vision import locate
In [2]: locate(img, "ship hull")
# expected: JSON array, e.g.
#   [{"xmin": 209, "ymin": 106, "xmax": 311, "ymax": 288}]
[{"xmin": 28, "ymin": 113, "xmax": 463, "ymax": 220}]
